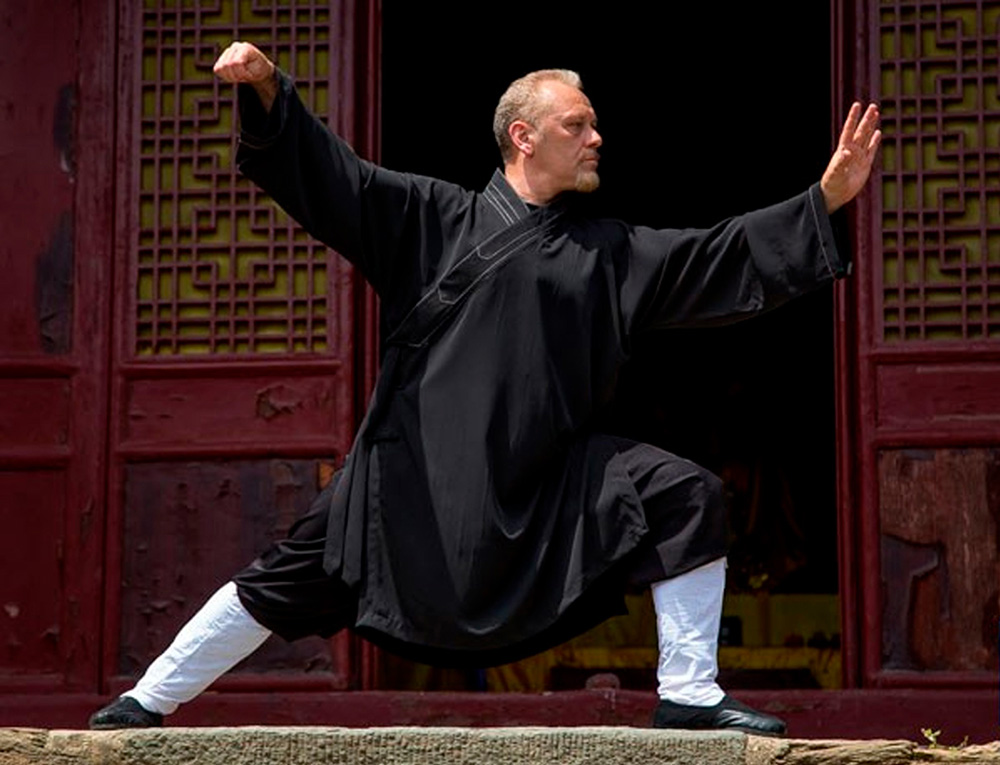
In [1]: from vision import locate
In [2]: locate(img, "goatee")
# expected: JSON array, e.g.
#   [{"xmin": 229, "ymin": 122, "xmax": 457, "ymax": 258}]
[{"xmin": 575, "ymin": 171, "xmax": 600, "ymax": 193}]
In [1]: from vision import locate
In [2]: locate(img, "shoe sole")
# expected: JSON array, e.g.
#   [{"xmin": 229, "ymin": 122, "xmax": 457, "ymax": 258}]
[{"xmin": 653, "ymin": 724, "xmax": 786, "ymax": 738}]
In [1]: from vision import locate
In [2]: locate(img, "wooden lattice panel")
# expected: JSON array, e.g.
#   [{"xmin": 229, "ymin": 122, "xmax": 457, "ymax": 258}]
[
  {"xmin": 136, "ymin": 0, "xmax": 336, "ymax": 356},
  {"xmin": 879, "ymin": 0, "xmax": 1000, "ymax": 342}
]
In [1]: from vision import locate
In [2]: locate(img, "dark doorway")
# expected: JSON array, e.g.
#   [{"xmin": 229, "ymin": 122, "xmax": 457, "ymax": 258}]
[{"xmin": 380, "ymin": 2, "xmax": 838, "ymax": 691}]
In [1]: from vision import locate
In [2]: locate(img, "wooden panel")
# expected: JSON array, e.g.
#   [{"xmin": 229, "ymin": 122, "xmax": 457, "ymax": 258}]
[
  {"xmin": 0, "ymin": 0, "xmax": 77, "ymax": 357},
  {"xmin": 122, "ymin": 373, "xmax": 346, "ymax": 448},
  {"xmin": 876, "ymin": 363, "xmax": 1000, "ymax": 429},
  {"xmin": 0, "ymin": 470, "xmax": 66, "ymax": 675},
  {"xmin": 117, "ymin": 459, "xmax": 345, "ymax": 685},
  {"xmin": 878, "ymin": 449, "xmax": 1000, "ymax": 673},
  {"xmin": 0, "ymin": 379, "xmax": 70, "ymax": 448}
]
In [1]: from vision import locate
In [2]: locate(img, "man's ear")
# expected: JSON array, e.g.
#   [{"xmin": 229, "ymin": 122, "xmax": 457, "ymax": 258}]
[{"xmin": 509, "ymin": 120, "xmax": 535, "ymax": 157}]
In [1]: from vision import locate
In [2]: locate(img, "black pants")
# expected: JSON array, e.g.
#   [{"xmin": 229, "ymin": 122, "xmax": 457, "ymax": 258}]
[{"xmin": 233, "ymin": 438, "xmax": 727, "ymax": 647}]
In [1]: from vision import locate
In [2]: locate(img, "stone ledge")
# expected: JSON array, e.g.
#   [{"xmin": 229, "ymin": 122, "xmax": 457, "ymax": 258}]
[
  {"xmin": 0, "ymin": 727, "xmax": 745, "ymax": 765},
  {"xmin": 748, "ymin": 737, "xmax": 1000, "ymax": 765},
  {"xmin": 1, "ymin": 728, "xmax": 998, "ymax": 765}
]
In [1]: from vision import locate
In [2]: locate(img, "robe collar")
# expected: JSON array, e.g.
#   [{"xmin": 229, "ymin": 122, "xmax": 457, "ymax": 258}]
[
  {"xmin": 482, "ymin": 169, "xmax": 532, "ymax": 225},
  {"xmin": 482, "ymin": 169, "xmax": 571, "ymax": 226}
]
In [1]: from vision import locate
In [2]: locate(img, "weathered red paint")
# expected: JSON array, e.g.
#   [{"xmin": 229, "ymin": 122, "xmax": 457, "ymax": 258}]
[
  {"xmin": 122, "ymin": 373, "xmax": 346, "ymax": 448},
  {"xmin": 0, "ymin": 379, "xmax": 71, "ymax": 447},
  {"xmin": 832, "ymin": 0, "xmax": 866, "ymax": 692},
  {"xmin": 0, "ymin": 0, "xmax": 114, "ymax": 694},
  {"xmin": 0, "ymin": 6, "xmax": 75, "ymax": 358},
  {"xmin": 350, "ymin": 0, "xmax": 385, "ymax": 689},
  {"xmin": 115, "ymin": 459, "xmax": 348, "ymax": 685},
  {"xmin": 0, "ymin": 470, "xmax": 67, "ymax": 675},
  {"xmin": 876, "ymin": 363, "xmax": 1000, "ymax": 433},
  {"xmin": 879, "ymin": 449, "xmax": 999, "ymax": 676}
]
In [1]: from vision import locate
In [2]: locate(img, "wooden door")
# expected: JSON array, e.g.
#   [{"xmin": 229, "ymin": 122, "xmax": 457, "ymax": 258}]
[
  {"xmin": 835, "ymin": 0, "xmax": 1000, "ymax": 689},
  {"xmin": 0, "ymin": 0, "xmax": 114, "ymax": 696},
  {"xmin": 103, "ymin": 0, "xmax": 381, "ymax": 698}
]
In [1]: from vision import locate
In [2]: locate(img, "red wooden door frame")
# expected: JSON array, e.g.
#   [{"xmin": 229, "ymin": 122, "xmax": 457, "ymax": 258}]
[
  {"xmin": 832, "ymin": 0, "xmax": 866, "ymax": 691},
  {"xmin": 99, "ymin": 0, "xmax": 384, "ymax": 697},
  {"xmin": 833, "ymin": 0, "xmax": 998, "ymax": 691}
]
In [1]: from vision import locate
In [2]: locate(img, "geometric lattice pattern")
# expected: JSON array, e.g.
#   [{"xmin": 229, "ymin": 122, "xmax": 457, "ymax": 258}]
[
  {"xmin": 136, "ymin": 0, "xmax": 336, "ymax": 355},
  {"xmin": 879, "ymin": 0, "xmax": 1000, "ymax": 342}
]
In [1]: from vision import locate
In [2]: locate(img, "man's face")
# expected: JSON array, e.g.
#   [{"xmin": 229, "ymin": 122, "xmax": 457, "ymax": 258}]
[{"xmin": 529, "ymin": 81, "xmax": 602, "ymax": 195}]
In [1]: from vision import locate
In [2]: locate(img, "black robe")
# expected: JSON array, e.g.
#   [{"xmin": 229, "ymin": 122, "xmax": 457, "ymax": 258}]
[{"xmin": 235, "ymin": 72, "xmax": 848, "ymax": 666}]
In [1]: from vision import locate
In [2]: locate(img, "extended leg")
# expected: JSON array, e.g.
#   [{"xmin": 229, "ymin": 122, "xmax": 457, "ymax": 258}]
[
  {"xmin": 90, "ymin": 480, "xmax": 355, "ymax": 729},
  {"xmin": 126, "ymin": 581, "xmax": 271, "ymax": 714},
  {"xmin": 89, "ymin": 581, "xmax": 271, "ymax": 728}
]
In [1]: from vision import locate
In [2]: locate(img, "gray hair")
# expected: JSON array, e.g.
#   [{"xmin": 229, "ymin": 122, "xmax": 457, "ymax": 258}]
[{"xmin": 493, "ymin": 69, "xmax": 584, "ymax": 162}]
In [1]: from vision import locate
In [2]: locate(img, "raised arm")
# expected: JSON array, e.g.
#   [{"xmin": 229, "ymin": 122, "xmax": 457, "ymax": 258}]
[
  {"xmin": 214, "ymin": 41, "xmax": 278, "ymax": 113},
  {"xmin": 211, "ymin": 42, "xmax": 470, "ymax": 301}
]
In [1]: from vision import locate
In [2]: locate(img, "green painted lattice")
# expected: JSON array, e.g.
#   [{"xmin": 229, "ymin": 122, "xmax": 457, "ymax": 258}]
[
  {"xmin": 879, "ymin": 0, "xmax": 1000, "ymax": 342},
  {"xmin": 135, "ymin": 0, "xmax": 335, "ymax": 355}
]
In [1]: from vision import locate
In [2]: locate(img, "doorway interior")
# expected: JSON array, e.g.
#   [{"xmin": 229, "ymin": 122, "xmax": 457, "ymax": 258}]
[{"xmin": 379, "ymin": 2, "xmax": 839, "ymax": 693}]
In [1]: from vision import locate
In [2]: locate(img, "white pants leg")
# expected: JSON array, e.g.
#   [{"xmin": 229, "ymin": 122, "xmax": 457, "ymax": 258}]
[
  {"xmin": 123, "ymin": 581, "xmax": 272, "ymax": 715},
  {"xmin": 651, "ymin": 556, "xmax": 727, "ymax": 706}
]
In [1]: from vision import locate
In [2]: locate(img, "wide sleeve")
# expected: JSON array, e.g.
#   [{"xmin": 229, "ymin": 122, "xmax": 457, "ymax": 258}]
[
  {"xmin": 234, "ymin": 70, "xmax": 471, "ymax": 298},
  {"xmin": 618, "ymin": 183, "xmax": 849, "ymax": 335}
]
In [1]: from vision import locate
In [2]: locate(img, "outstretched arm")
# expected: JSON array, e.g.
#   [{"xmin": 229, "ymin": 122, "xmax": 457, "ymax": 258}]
[
  {"xmin": 620, "ymin": 183, "xmax": 847, "ymax": 333},
  {"xmin": 213, "ymin": 41, "xmax": 278, "ymax": 113},
  {"xmin": 620, "ymin": 105, "xmax": 878, "ymax": 333},
  {"xmin": 820, "ymin": 102, "xmax": 882, "ymax": 213},
  {"xmin": 210, "ymin": 40, "xmax": 471, "ymax": 303}
]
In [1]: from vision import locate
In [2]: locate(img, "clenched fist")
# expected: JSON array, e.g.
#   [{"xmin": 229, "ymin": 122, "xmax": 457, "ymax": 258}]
[{"xmin": 214, "ymin": 41, "xmax": 278, "ymax": 112}]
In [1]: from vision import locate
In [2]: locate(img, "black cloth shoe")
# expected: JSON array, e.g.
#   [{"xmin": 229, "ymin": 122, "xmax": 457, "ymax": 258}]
[
  {"xmin": 88, "ymin": 696, "xmax": 164, "ymax": 729},
  {"xmin": 652, "ymin": 694, "xmax": 787, "ymax": 736}
]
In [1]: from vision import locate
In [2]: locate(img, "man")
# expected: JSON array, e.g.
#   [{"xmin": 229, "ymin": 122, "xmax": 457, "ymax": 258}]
[{"xmin": 91, "ymin": 41, "xmax": 880, "ymax": 734}]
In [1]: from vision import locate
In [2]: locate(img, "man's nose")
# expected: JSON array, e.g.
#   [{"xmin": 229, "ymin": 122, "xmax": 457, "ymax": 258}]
[{"xmin": 588, "ymin": 128, "xmax": 602, "ymax": 148}]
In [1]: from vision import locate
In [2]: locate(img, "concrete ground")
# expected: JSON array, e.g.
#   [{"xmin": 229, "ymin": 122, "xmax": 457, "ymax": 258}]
[{"xmin": 1, "ymin": 727, "xmax": 999, "ymax": 765}]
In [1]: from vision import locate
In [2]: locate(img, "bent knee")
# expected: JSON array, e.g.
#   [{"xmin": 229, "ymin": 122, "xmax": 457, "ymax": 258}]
[{"xmin": 694, "ymin": 467, "xmax": 724, "ymax": 514}]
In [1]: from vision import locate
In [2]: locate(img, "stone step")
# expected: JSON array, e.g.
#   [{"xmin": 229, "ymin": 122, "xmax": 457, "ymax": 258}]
[{"xmin": 1, "ymin": 728, "xmax": 999, "ymax": 765}]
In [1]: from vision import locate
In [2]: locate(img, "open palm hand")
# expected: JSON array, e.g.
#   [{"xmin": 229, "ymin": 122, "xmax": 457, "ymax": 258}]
[{"xmin": 821, "ymin": 102, "xmax": 881, "ymax": 213}]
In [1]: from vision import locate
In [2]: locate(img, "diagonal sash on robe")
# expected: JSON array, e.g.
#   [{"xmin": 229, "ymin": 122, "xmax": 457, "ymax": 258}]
[{"xmin": 322, "ymin": 173, "xmax": 568, "ymax": 584}]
